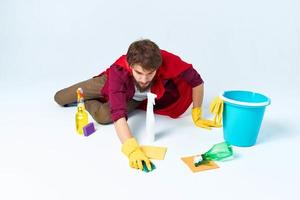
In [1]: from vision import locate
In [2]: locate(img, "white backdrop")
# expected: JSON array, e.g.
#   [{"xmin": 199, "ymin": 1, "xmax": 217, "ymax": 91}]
[
  {"xmin": 1, "ymin": 1, "xmax": 300, "ymax": 200},
  {"xmin": 1, "ymin": 0, "xmax": 299, "ymax": 97}
]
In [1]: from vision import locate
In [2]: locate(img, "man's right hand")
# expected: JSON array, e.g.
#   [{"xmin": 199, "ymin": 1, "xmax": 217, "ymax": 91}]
[{"xmin": 122, "ymin": 137, "xmax": 152, "ymax": 171}]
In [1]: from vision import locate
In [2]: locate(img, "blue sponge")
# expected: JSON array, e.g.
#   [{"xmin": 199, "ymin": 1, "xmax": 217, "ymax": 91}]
[{"xmin": 142, "ymin": 161, "xmax": 156, "ymax": 173}]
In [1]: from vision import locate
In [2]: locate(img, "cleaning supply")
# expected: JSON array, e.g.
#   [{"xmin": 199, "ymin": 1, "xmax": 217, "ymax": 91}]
[
  {"xmin": 83, "ymin": 122, "xmax": 95, "ymax": 136},
  {"xmin": 192, "ymin": 107, "xmax": 216, "ymax": 129},
  {"xmin": 122, "ymin": 138, "xmax": 153, "ymax": 171},
  {"xmin": 142, "ymin": 161, "xmax": 156, "ymax": 173},
  {"xmin": 194, "ymin": 142, "xmax": 233, "ymax": 167},
  {"xmin": 192, "ymin": 97, "xmax": 224, "ymax": 130},
  {"xmin": 220, "ymin": 90, "xmax": 271, "ymax": 147},
  {"xmin": 181, "ymin": 155, "xmax": 219, "ymax": 173},
  {"xmin": 140, "ymin": 146, "xmax": 167, "ymax": 160},
  {"xmin": 209, "ymin": 96, "xmax": 224, "ymax": 127},
  {"xmin": 75, "ymin": 88, "xmax": 89, "ymax": 134},
  {"xmin": 146, "ymin": 92, "xmax": 157, "ymax": 142}
]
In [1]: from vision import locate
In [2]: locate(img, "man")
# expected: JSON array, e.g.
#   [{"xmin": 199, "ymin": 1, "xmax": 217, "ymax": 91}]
[{"xmin": 54, "ymin": 39, "xmax": 216, "ymax": 171}]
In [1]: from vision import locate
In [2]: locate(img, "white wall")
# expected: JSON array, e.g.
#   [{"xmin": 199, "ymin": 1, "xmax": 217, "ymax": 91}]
[{"xmin": 0, "ymin": 0, "xmax": 299, "ymax": 100}]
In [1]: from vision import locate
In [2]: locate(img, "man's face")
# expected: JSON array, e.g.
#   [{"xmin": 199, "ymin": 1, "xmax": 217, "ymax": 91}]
[{"xmin": 131, "ymin": 64, "xmax": 157, "ymax": 92}]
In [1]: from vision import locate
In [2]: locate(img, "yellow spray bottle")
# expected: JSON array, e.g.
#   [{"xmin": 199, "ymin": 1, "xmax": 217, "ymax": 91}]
[{"xmin": 75, "ymin": 88, "xmax": 88, "ymax": 134}]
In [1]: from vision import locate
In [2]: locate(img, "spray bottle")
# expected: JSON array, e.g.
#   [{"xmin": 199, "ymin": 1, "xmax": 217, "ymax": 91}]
[
  {"xmin": 194, "ymin": 142, "xmax": 233, "ymax": 166},
  {"xmin": 146, "ymin": 92, "xmax": 157, "ymax": 142}
]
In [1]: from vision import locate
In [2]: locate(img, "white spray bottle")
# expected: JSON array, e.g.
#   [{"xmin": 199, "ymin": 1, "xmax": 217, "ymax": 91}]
[{"xmin": 146, "ymin": 92, "xmax": 157, "ymax": 142}]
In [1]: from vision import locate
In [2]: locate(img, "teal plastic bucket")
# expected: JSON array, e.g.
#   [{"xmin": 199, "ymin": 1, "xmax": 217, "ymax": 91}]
[{"xmin": 221, "ymin": 90, "xmax": 271, "ymax": 147}]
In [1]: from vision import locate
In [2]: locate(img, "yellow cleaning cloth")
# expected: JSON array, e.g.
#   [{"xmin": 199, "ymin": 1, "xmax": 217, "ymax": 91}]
[
  {"xmin": 140, "ymin": 146, "xmax": 167, "ymax": 160},
  {"xmin": 181, "ymin": 155, "xmax": 219, "ymax": 173}
]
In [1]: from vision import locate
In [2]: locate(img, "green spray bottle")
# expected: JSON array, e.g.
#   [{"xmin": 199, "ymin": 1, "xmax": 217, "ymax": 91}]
[{"xmin": 194, "ymin": 142, "xmax": 233, "ymax": 167}]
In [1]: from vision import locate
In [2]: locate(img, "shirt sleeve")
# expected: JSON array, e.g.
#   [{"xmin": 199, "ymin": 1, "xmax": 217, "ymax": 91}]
[
  {"xmin": 180, "ymin": 67, "xmax": 204, "ymax": 87},
  {"xmin": 108, "ymin": 65, "xmax": 129, "ymax": 122}
]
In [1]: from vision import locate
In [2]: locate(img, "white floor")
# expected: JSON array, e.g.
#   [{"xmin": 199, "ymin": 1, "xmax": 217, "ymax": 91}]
[{"xmin": 0, "ymin": 80, "xmax": 299, "ymax": 200}]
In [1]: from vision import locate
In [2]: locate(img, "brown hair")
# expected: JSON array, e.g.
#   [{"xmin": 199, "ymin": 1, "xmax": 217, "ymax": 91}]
[{"xmin": 126, "ymin": 39, "xmax": 162, "ymax": 71}]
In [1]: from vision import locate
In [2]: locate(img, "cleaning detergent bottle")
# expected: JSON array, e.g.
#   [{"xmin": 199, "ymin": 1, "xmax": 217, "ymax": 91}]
[
  {"xmin": 146, "ymin": 92, "xmax": 157, "ymax": 142},
  {"xmin": 194, "ymin": 142, "xmax": 233, "ymax": 166},
  {"xmin": 75, "ymin": 88, "xmax": 88, "ymax": 134}
]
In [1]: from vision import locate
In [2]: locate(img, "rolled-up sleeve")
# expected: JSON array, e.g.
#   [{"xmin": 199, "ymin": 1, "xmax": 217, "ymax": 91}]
[
  {"xmin": 180, "ymin": 67, "xmax": 203, "ymax": 87},
  {"xmin": 108, "ymin": 65, "xmax": 128, "ymax": 122}
]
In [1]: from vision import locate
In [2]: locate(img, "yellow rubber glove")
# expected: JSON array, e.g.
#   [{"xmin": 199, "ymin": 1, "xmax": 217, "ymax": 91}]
[
  {"xmin": 209, "ymin": 96, "xmax": 224, "ymax": 127},
  {"xmin": 192, "ymin": 107, "xmax": 216, "ymax": 130},
  {"xmin": 122, "ymin": 138, "xmax": 152, "ymax": 171}
]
